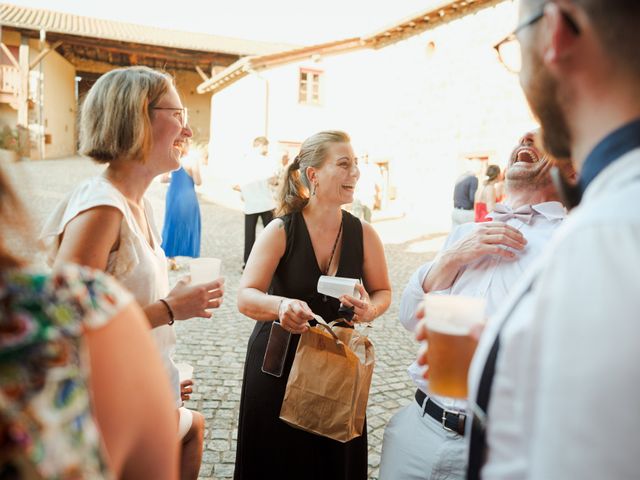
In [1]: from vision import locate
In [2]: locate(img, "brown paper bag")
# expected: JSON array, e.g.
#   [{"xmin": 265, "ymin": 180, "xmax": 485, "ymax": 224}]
[{"xmin": 279, "ymin": 323, "xmax": 375, "ymax": 443}]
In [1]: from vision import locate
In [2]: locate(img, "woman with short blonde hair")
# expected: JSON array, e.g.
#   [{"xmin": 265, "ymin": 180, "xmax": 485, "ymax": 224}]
[
  {"xmin": 41, "ymin": 66, "xmax": 222, "ymax": 480},
  {"xmin": 79, "ymin": 67, "xmax": 171, "ymax": 163}
]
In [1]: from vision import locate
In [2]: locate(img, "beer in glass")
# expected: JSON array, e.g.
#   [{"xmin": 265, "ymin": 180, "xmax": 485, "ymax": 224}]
[{"xmin": 423, "ymin": 294, "xmax": 486, "ymax": 398}]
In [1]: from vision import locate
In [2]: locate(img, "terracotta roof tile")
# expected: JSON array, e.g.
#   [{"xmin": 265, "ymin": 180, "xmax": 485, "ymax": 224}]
[{"xmin": 0, "ymin": 3, "xmax": 293, "ymax": 56}]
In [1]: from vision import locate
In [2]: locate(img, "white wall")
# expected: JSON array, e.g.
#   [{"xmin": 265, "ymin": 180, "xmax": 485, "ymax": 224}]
[
  {"xmin": 360, "ymin": 1, "xmax": 534, "ymax": 229},
  {"xmin": 206, "ymin": 1, "xmax": 535, "ymax": 229}
]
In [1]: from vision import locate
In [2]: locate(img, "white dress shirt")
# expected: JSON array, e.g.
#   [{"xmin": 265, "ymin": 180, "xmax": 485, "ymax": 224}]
[
  {"xmin": 468, "ymin": 149, "xmax": 640, "ymax": 480},
  {"xmin": 400, "ymin": 202, "xmax": 566, "ymax": 411},
  {"xmin": 240, "ymin": 152, "xmax": 277, "ymax": 215}
]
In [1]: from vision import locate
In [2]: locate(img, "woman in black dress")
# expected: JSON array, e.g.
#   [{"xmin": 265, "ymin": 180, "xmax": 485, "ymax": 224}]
[{"xmin": 235, "ymin": 130, "xmax": 391, "ymax": 479}]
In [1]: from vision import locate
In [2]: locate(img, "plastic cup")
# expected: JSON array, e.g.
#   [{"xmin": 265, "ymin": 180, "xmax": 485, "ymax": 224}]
[
  {"xmin": 176, "ymin": 362, "xmax": 194, "ymax": 382},
  {"xmin": 189, "ymin": 257, "xmax": 221, "ymax": 285},
  {"xmin": 423, "ymin": 294, "xmax": 486, "ymax": 398},
  {"xmin": 317, "ymin": 275, "xmax": 360, "ymax": 300}
]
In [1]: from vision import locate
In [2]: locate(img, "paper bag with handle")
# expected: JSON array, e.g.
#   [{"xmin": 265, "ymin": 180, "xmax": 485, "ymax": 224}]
[{"xmin": 279, "ymin": 314, "xmax": 375, "ymax": 443}]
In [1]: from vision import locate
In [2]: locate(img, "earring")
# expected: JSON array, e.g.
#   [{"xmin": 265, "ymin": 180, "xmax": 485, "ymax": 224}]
[{"xmin": 312, "ymin": 182, "xmax": 318, "ymax": 196}]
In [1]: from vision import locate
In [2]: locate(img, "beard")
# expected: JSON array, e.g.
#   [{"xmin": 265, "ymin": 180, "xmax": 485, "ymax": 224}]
[
  {"xmin": 505, "ymin": 153, "xmax": 555, "ymax": 193},
  {"xmin": 523, "ymin": 51, "xmax": 573, "ymax": 159}
]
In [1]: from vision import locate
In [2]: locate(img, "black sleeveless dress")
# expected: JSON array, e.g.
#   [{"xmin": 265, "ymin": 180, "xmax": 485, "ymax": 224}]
[{"xmin": 234, "ymin": 209, "xmax": 367, "ymax": 480}]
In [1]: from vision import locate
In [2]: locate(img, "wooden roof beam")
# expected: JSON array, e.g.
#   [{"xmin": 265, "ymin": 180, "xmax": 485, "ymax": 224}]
[
  {"xmin": 29, "ymin": 40, "xmax": 62, "ymax": 69},
  {"xmin": 46, "ymin": 33, "xmax": 239, "ymax": 67},
  {"xmin": 0, "ymin": 42, "xmax": 19, "ymax": 69},
  {"xmin": 62, "ymin": 44, "xmax": 231, "ymax": 72},
  {"xmin": 195, "ymin": 65, "xmax": 209, "ymax": 82}
]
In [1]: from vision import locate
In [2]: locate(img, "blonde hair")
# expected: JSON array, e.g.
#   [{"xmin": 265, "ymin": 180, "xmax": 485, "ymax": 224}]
[
  {"xmin": 277, "ymin": 130, "xmax": 350, "ymax": 216},
  {"xmin": 79, "ymin": 66, "xmax": 172, "ymax": 163}
]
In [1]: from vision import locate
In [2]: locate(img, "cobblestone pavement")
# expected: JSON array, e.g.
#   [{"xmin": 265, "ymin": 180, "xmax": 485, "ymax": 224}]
[{"xmin": 7, "ymin": 157, "xmax": 448, "ymax": 479}]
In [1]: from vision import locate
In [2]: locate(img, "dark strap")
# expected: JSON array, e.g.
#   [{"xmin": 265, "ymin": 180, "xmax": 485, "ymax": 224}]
[
  {"xmin": 323, "ymin": 217, "xmax": 343, "ymax": 275},
  {"xmin": 415, "ymin": 389, "xmax": 466, "ymax": 436},
  {"xmin": 467, "ymin": 335, "xmax": 500, "ymax": 480},
  {"xmin": 466, "ymin": 281, "xmax": 533, "ymax": 480}
]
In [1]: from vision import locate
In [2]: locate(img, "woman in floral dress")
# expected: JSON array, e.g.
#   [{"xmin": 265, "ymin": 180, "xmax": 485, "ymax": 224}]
[{"xmin": 0, "ymin": 164, "xmax": 178, "ymax": 478}]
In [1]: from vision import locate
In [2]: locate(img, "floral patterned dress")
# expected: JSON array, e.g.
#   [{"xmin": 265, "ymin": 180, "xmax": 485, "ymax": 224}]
[{"xmin": 0, "ymin": 264, "xmax": 132, "ymax": 479}]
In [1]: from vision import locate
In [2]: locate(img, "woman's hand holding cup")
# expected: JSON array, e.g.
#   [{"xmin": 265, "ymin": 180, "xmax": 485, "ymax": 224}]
[
  {"xmin": 166, "ymin": 276, "xmax": 225, "ymax": 320},
  {"xmin": 339, "ymin": 283, "xmax": 377, "ymax": 323}
]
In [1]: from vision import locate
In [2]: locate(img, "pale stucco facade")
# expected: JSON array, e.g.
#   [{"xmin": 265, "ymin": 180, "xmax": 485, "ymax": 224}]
[
  {"xmin": 0, "ymin": 30, "xmax": 76, "ymax": 159},
  {"xmin": 206, "ymin": 0, "xmax": 535, "ymax": 229}
]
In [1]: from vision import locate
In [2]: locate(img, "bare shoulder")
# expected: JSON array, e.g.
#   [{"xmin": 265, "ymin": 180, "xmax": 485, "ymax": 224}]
[
  {"xmin": 360, "ymin": 220, "xmax": 381, "ymax": 243},
  {"xmin": 240, "ymin": 216, "xmax": 287, "ymax": 291},
  {"xmin": 62, "ymin": 206, "xmax": 123, "ymax": 243},
  {"xmin": 57, "ymin": 206, "xmax": 123, "ymax": 268},
  {"xmin": 359, "ymin": 220, "xmax": 386, "ymax": 263},
  {"xmin": 264, "ymin": 217, "xmax": 286, "ymax": 235},
  {"xmin": 271, "ymin": 217, "xmax": 286, "ymax": 228},
  {"xmin": 251, "ymin": 216, "xmax": 286, "ymax": 255},
  {"xmin": 73, "ymin": 205, "xmax": 123, "ymax": 227},
  {"xmin": 359, "ymin": 218, "xmax": 391, "ymax": 292}
]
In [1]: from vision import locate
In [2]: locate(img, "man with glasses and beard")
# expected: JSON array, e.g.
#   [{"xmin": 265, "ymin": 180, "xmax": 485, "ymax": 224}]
[{"xmin": 449, "ymin": 1, "xmax": 640, "ymax": 479}]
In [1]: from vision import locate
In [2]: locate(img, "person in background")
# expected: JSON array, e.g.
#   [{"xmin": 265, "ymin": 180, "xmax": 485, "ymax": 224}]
[
  {"xmin": 234, "ymin": 130, "xmax": 391, "ymax": 479},
  {"xmin": 352, "ymin": 154, "xmax": 380, "ymax": 223},
  {"xmin": 234, "ymin": 136, "xmax": 277, "ymax": 269},
  {"xmin": 40, "ymin": 66, "xmax": 224, "ymax": 480},
  {"xmin": 451, "ymin": 159, "xmax": 480, "ymax": 227},
  {"xmin": 381, "ymin": 130, "xmax": 573, "ymax": 480},
  {"xmin": 161, "ymin": 138, "xmax": 203, "ymax": 270},
  {"xmin": 271, "ymin": 150, "xmax": 291, "ymax": 200},
  {"xmin": 474, "ymin": 164, "xmax": 501, "ymax": 222},
  {"xmin": 0, "ymin": 158, "xmax": 178, "ymax": 478}
]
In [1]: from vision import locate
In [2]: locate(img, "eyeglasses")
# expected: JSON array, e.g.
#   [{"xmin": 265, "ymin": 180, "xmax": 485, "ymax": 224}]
[
  {"xmin": 151, "ymin": 107, "xmax": 189, "ymax": 128},
  {"xmin": 493, "ymin": 7, "xmax": 580, "ymax": 74},
  {"xmin": 493, "ymin": 11, "xmax": 545, "ymax": 74}
]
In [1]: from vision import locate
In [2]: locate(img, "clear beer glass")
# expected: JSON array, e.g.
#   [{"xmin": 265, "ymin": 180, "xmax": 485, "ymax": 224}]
[{"xmin": 423, "ymin": 294, "xmax": 486, "ymax": 398}]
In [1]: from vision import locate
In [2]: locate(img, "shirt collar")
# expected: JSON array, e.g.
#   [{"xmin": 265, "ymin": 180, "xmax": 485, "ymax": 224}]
[
  {"xmin": 531, "ymin": 201, "xmax": 566, "ymax": 221},
  {"xmin": 580, "ymin": 118, "xmax": 640, "ymax": 193}
]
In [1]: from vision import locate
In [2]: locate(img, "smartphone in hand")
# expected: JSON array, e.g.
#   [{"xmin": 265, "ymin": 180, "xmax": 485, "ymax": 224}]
[{"xmin": 261, "ymin": 321, "xmax": 291, "ymax": 377}]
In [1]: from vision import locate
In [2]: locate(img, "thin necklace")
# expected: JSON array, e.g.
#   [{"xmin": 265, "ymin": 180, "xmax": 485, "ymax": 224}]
[{"xmin": 323, "ymin": 217, "xmax": 343, "ymax": 276}]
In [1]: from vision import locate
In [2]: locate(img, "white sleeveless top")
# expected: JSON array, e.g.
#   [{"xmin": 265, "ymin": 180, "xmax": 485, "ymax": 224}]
[{"xmin": 40, "ymin": 175, "xmax": 181, "ymax": 406}]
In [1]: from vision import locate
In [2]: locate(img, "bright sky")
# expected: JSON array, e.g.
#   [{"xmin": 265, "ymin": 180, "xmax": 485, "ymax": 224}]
[{"xmin": 9, "ymin": 0, "xmax": 437, "ymax": 45}]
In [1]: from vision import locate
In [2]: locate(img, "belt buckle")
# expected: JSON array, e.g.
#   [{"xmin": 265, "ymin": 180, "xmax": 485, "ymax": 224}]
[{"xmin": 441, "ymin": 408, "xmax": 461, "ymax": 433}]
